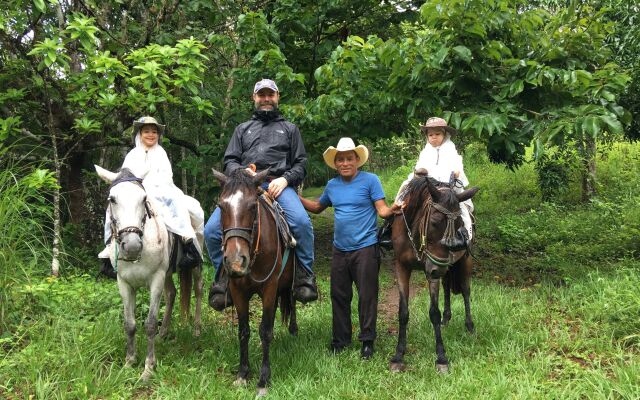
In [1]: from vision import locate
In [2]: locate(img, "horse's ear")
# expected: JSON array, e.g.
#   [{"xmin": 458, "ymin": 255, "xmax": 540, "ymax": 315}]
[
  {"xmin": 456, "ymin": 187, "xmax": 479, "ymax": 203},
  {"xmin": 211, "ymin": 168, "xmax": 227, "ymax": 185},
  {"xmin": 95, "ymin": 165, "xmax": 117, "ymax": 183},
  {"xmin": 426, "ymin": 179, "xmax": 441, "ymax": 201},
  {"xmin": 253, "ymin": 169, "xmax": 270, "ymax": 186}
]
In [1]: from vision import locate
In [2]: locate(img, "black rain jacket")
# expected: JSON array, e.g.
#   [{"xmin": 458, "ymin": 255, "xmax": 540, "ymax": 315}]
[{"xmin": 223, "ymin": 114, "xmax": 307, "ymax": 187}]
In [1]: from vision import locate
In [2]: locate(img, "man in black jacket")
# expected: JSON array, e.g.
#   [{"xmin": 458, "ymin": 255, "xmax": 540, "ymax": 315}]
[{"xmin": 204, "ymin": 79, "xmax": 318, "ymax": 310}]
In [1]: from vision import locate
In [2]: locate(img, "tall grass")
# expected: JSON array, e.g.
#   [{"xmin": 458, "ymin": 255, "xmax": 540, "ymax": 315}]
[{"xmin": 0, "ymin": 158, "xmax": 56, "ymax": 333}]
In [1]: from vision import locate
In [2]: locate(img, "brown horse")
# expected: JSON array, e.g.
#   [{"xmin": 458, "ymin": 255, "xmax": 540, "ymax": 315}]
[
  {"xmin": 211, "ymin": 168, "xmax": 297, "ymax": 396},
  {"xmin": 390, "ymin": 176, "xmax": 478, "ymax": 373}
]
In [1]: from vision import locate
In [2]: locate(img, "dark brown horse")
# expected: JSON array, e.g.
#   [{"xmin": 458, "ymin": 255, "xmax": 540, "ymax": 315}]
[
  {"xmin": 211, "ymin": 168, "xmax": 297, "ymax": 396},
  {"xmin": 390, "ymin": 176, "xmax": 478, "ymax": 373}
]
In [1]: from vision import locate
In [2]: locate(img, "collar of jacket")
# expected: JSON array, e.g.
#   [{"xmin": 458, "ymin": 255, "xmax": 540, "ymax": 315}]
[{"xmin": 252, "ymin": 109, "xmax": 284, "ymax": 123}]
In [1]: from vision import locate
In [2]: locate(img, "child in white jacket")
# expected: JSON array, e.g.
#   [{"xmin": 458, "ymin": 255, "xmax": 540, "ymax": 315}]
[
  {"xmin": 99, "ymin": 116, "xmax": 204, "ymax": 269},
  {"xmin": 396, "ymin": 117, "xmax": 474, "ymax": 243}
]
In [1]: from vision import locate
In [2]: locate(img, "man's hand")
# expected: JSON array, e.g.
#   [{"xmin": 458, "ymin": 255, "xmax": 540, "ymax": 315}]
[
  {"xmin": 245, "ymin": 163, "xmax": 257, "ymax": 176},
  {"xmin": 268, "ymin": 177, "xmax": 288, "ymax": 198},
  {"xmin": 391, "ymin": 201, "xmax": 405, "ymax": 214},
  {"xmin": 454, "ymin": 170, "xmax": 460, "ymax": 179}
]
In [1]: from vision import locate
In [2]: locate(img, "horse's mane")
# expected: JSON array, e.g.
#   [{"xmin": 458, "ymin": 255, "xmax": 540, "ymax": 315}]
[
  {"xmin": 223, "ymin": 168, "xmax": 257, "ymax": 193},
  {"xmin": 110, "ymin": 168, "xmax": 142, "ymax": 189},
  {"xmin": 402, "ymin": 177, "xmax": 458, "ymax": 225}
]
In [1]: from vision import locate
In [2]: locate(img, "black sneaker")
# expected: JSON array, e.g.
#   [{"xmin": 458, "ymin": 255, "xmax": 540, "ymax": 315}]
[
  {"xmin": 97, "ymin": 258, "xmax": 117, "ymax": 280},
  {"xmin": 208, "ymin": 272, "xmax": 233, "ymax": 311},
  {"xmin": 178, "ymin": 239, "xmax": 201, "ymax": 270},
  {"xmin": 294, "ymin": 265, "xmax": 318, "ymax": 303}
]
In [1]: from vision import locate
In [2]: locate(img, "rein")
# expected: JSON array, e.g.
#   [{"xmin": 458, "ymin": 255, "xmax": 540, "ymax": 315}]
[{"xmin": 401, "ymin": 197, "xmax": 462, "ymax": 268}]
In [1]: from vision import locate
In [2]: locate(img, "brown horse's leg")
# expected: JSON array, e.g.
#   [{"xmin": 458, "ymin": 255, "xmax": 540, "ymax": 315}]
[
  {"xmin": 390, "ymin": 260, "xmax": 411, "ymax": 372},
  {"xmin": 257, "ymin": 284, "xmax": 278, "ymax": 393},
  {"xmin": 193, "ymin": 265, "xmax": 203, "ymax": 337},
  {"xmin": 461, "ymin": 256, "xmax": 474, "ymax": 334},
  {"xmin": 442, "ymin": 271, "xmax": 452, "ymax": 326},
  {"xmin": 232, "ymin": 290, "xmax": 251, "ymax": 385},
  {"xmin": 428, "ymin": 277, "xmax": 449, "ymax": 373},
  {"xmin": 160, "ymin": 270, "xmax": 175, "ymax": 338}
]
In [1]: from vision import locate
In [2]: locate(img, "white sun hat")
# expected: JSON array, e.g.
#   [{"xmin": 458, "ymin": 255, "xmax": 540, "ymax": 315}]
[{"xmin": 322, "ymin": 137, "xmax": 369, "ymax": 170}]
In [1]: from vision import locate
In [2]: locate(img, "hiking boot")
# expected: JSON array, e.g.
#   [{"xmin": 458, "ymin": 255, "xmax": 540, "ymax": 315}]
[
  {"xmin": 208, "ymin": 272, "xmax": 233, "ymax": 311},
  {"xmin": 97, "ymin": 258, "xmax": 117, "ymax": 280},
  {"xmin": 361, "ymin": 340, "xmax": 374, "ymax": 360},
  {"xmin": 444, "ymin": 227, "xmax": 469, "ymax": 252},
  {"xmin": 293, "ymin": 265, "xmax": 318, "ymax": 304},
  {"xmin": 377, "ymin": 218, "xmax": 393, "ymax": 250},
  {"xmin": 178, "ymin": 239, "xmax": 201, "ymax": 270}
]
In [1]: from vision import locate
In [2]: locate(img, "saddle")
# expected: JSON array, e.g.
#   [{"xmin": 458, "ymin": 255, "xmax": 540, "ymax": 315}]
[{"xmin": 259, "ymin": 194, "xmax": 296, "ymax": 248}]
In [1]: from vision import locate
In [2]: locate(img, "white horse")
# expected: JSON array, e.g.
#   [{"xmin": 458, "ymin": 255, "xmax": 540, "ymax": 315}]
[{"xmin": 95, "ymin": 165, "xmax": 201, "ymax": 381}]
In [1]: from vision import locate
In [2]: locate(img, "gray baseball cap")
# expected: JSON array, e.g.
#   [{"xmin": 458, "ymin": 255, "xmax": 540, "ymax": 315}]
[{"xmin": 253, "ymin": 79, "xmax": 279, "ymax": 93}]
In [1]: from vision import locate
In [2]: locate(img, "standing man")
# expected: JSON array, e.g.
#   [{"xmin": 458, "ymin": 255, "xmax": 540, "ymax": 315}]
[
  {"xmin": 205, "ymin": 78, "xmax": 318, "ymax": 310},
  {"xmin": 299, "ymin": 137, "xmax": 401, "ymax": 359}
]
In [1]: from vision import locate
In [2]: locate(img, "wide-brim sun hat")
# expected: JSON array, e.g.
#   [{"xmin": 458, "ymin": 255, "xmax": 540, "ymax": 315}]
[
  {"xmin": 323, "ymin": 137, "xmax": 369, "ymax": 170},
  {"xmin": 133, "ymin": 116, "xmax": 165, "ymax": 135},
  {"xmin": 419, "ymin": 117, "xmax": 458, "ymax": 136}
]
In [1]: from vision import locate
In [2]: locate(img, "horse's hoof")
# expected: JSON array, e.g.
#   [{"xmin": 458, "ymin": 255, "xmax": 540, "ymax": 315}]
[
  {"xmin": 194, "ymin": 327, "xmax": 201, "ymax": 337},
  {"xmin": 233, "ymin": 377, "xmax": 248, "ymax": 386},
  {"xmin": 257, "ymin": 388, "xmax": 268, "ymax": 397},
  {"xmin": 140, "ymin": 369, "xmax": 153, "ymax": 382},
  {"xmin": 436, "ymin": 363, "xmax": 449, "ymax": 374},
  {"xmin": 390, "ymin": 362, "xmax": 406, "ymax": 372},
  {"xmin": 466, "ymin": 322, "xmax": 475, "ymax": 334},
  {"xmin": 125, "ymin": 358, "xmax": 136, "ymax": 368}
]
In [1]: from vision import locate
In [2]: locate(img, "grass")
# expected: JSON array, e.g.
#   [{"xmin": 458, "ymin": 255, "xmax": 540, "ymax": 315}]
[{"xmin": 1, "ymin": 142, "xmax": 639, "ymax": 399}]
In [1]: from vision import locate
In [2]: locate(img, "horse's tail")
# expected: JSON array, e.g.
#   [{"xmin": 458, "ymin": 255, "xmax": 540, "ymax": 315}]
[
  {"xmin": 447, "ymin": 254, "xmax": 472, "ymax": 295},
  {"xmin": 179, "ymin": 265, "xmax": 193, "ymax": 320},
  {"xmin": 278, "ymin": 290, "xmax": 292, "ymax": 325}
]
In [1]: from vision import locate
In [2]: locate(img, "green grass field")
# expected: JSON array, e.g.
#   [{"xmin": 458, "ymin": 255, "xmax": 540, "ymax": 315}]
[{"xmin": 1, "ymin": 143, "xmax": 639, "ymax": 399}]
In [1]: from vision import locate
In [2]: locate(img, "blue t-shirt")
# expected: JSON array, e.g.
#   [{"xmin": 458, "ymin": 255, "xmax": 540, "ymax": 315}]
[{"xmin": 319, "ymin": 171, "xmax": 386, "ymax": 251}]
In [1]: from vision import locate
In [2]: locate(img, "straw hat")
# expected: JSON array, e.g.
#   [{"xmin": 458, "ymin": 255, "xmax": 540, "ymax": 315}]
[
  {"xmin": 322, "ymin": 138, "xmax": 369, "ymax": 170},
  {"xmin": 419, "ymin": 117, "xmax": 458, "ymax": 135}
]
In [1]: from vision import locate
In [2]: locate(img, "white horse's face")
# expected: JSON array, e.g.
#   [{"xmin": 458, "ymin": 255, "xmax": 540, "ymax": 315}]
[{"xmin": 108, "ymin": 182, "xmax": 147, "ymax": 261}]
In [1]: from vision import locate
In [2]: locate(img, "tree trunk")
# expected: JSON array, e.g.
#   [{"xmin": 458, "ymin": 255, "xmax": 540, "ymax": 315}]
[
  {"xmin": 581, "ymin": 137, "xmax": 597, "ymax": 201},
  {"xmin": 48, "ymin": 99, "xmax": 61, "ymax": 277}
]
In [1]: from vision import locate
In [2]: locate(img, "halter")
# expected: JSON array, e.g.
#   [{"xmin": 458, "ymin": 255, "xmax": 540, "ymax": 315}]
[
  {"xmin": 220, "ymin": 190, "xmax": 289, "ymax": 284},
  {"xmin": 401, "ymin": 194, "xmax": 463, "ymax": 268},
  {"xmin": 108, "ymin": 177, "xmax": 157, "ymax": 266}
]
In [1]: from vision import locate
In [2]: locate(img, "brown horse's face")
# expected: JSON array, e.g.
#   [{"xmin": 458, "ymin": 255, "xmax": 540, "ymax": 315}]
[
  {"xmin": 423, "ymin": 183, "xmax": 479, "ymax": 277},
  {"xmin": 214, "ymin": 169, "xmax": 269, "ymax": 278}
]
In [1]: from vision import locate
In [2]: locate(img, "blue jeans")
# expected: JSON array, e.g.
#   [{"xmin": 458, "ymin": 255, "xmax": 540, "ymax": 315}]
[{"xmin": 204, "ymin": 185, "xmax": 314, "ymax": 280}]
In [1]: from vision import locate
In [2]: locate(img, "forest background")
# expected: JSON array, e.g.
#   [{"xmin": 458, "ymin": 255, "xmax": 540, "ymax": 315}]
[{"xmin": 1, "ymin": 0, "xmax": 639, "ymax": 398}]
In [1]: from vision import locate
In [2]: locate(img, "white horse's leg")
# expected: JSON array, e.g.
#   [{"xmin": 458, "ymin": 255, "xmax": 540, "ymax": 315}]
[
  {"xmin": 193, "ymin": 265, "xmax": 203, "ymax": 337},
  {"xmin": 118, "ymin": 281, "xmax": 137, "ymax": 367},
  {"xmin": 160, "ymin": 269, "xmax": 176, "ymax": 338},
  {"xmin": 141, "ymin": 272, "xmax": 165, "ymax": 381}
]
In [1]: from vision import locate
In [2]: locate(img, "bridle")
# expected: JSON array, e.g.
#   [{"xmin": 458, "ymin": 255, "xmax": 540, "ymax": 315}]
[
  {"xmin": 220, "ymin": 188, "xmax": 287, "ymax": 283},
  {"xmin": 108, "ymin": 177, "xmax": 154, "ymax": 249},
  {"xmin": 401, "ymin": 189, "xmax": 463, "ymax": 268}
]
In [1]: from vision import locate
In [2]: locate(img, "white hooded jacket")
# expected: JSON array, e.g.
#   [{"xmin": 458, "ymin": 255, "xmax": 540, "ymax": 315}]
[{"xmin": 104, "ymin": 133, "xmax": 204, "ymax": 254}]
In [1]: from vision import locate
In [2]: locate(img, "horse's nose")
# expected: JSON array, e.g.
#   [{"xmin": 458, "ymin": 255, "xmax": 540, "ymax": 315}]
[
  {"xmin": 225, "ymin": 254, "xmax": 248, "ymax": 277},
  {"xmin": 120, "ymin": 234, "xmax": 143, "ymax": 259}
]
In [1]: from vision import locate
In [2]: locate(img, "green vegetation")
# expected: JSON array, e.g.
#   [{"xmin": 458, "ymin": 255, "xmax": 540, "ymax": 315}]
[{"xmin": 2, "ymin": 142, "xmax": 638, "ymax": 399}]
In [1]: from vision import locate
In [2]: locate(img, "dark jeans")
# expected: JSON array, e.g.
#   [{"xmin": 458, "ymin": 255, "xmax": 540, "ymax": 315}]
[{"xmin": 330, "ymin": 244, "xmax": 380, "ymax": 348}]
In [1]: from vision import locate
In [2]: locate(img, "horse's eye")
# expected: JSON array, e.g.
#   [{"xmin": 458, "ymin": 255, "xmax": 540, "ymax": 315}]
[{"xmin": 109, "ymin": 195, "xmax": 116, "ymax": 204}]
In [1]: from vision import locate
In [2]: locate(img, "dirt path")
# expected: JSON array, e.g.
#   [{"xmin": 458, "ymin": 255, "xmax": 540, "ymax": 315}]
[{"xmin": 377, "ymin": 253, "xmax": 425, "ymax": 334}]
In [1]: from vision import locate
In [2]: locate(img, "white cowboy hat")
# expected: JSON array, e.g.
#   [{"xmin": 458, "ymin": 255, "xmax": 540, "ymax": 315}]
[{"xmin": 323, "ymin": 137, "xmax": 369, "ymax": 170}]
